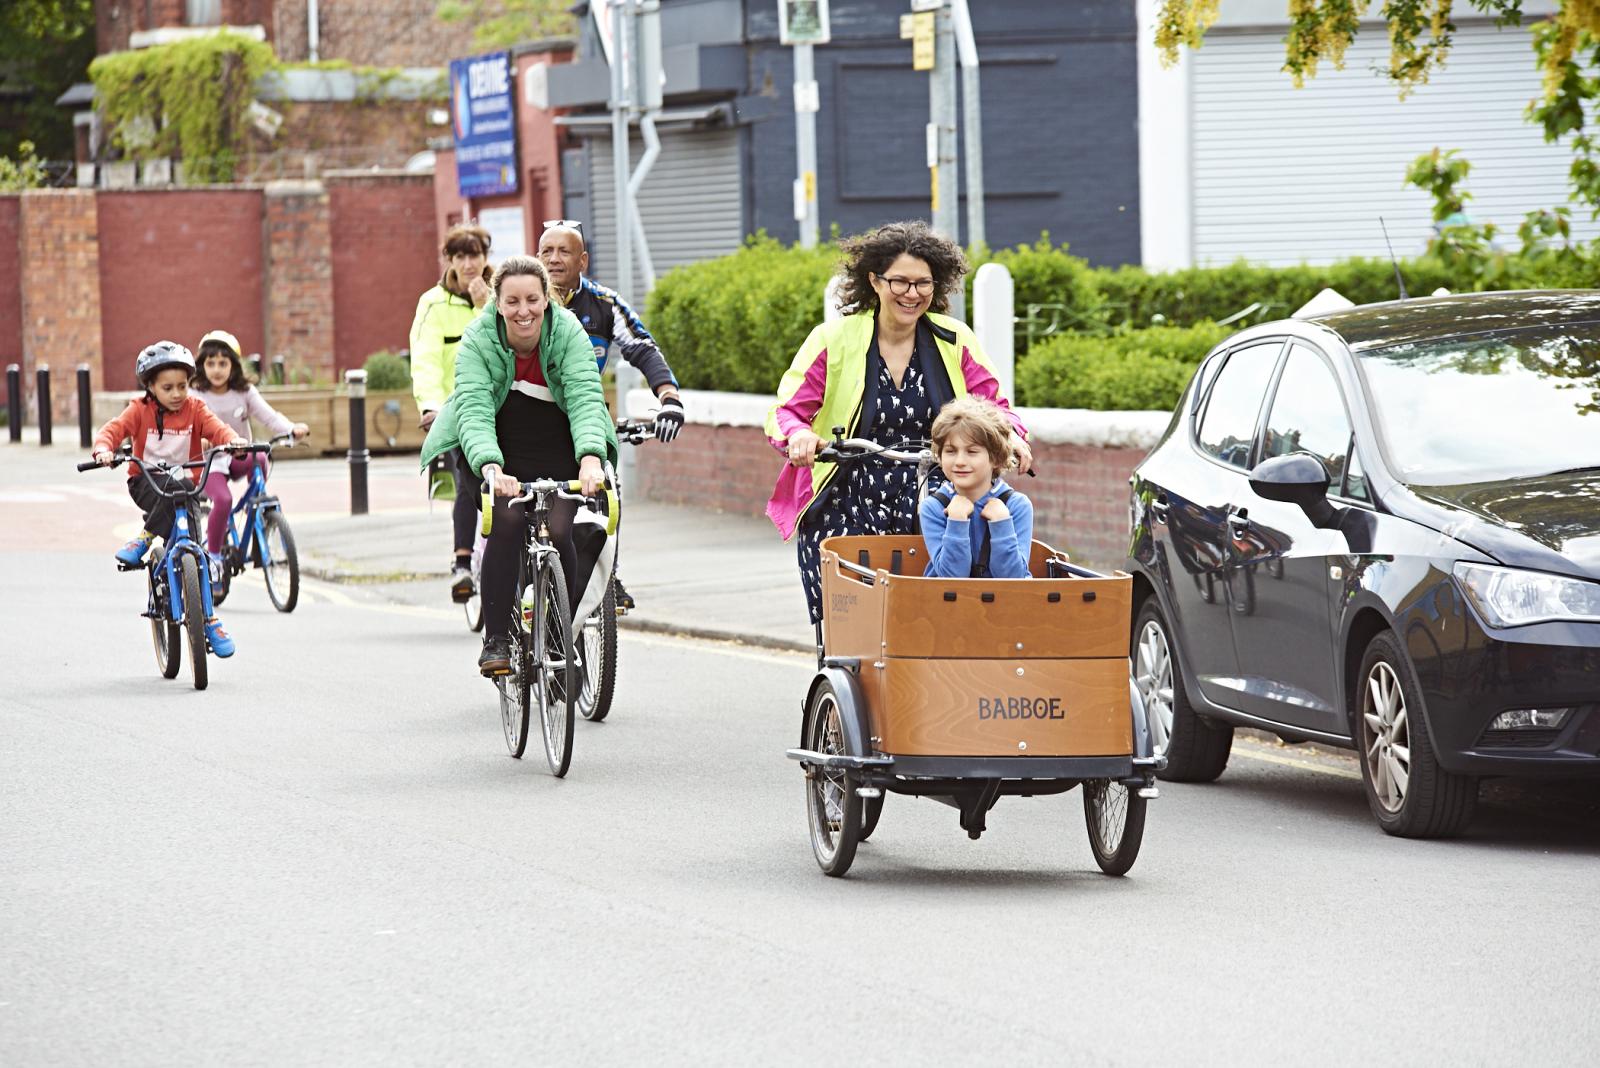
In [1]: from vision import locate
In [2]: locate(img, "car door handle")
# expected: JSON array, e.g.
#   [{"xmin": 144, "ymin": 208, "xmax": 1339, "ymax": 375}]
[
  {"xmin": 1228, "ymin": 508, "xmax": 1251, "ymax": 538},
  {"xmin": 1150, "ymin": 496, "xmax": 1170, "ymax": 524}
]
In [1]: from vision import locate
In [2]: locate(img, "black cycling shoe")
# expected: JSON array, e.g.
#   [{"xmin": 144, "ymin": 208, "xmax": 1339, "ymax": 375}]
[
  {"xmin": 478, "ymin": 635, "xmax": 513, "ymax": 677},
  {"xmin": 613, "ymin": 576, "xmax": 636, "ymax": 613}
]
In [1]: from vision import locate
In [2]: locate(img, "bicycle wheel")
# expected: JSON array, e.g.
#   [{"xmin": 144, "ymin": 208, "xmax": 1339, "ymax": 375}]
[
  {"xmin": 148, "ymin": 564, "xmax": 181, "ymax": 679},
  {"xmin": 534, "ymin": 552, "xmax": 576, "ymax": 777},
  {"xmin": 803, "ymin": 679, "xmax": 861, "ymax": 877},
  {"xmin": 180, "ymin": 553, "xmax": 208, "ymax": 692},
  {"xmin": 576, "ymin": 580, "xmax": 618, "ymax": 722},
  {"xmin": 1082, "ymin": 779, "xmax": 1148, "ymax": 876},
  {"xmin": 498, "ymin": 552, "xmax": 533, "ymax": 758},
  {"xmin": 258, "ymin": 509, "xmax": 299, "ymax": 613}
]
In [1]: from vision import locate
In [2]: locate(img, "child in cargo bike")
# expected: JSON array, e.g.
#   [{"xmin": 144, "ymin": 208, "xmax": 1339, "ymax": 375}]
[{"xmin": 919, "ymin": 397, "xmax": 1034, "ymax": 579}]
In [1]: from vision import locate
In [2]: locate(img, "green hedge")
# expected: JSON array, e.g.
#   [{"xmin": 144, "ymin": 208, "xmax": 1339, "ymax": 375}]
[
  {"xmin": 646, "ymin": 233, "xmax": 1600, "ymax": 409},
  {"xmin": 648, "ymin": 235, "xmax": 837, "ymax": 393},
  {"xmin": 1017, "ymin": 322, "xmax": 1228, "ymax": 410}
]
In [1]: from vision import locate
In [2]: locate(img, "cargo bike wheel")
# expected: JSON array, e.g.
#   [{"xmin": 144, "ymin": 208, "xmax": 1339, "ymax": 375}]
[
  {"xmin": 803, "ymin": 680, "xmax": 862, "ymax": 877},
  {"xmin": 1082, "ymin": 779, "xmax": 1147, "ymax": 876}
]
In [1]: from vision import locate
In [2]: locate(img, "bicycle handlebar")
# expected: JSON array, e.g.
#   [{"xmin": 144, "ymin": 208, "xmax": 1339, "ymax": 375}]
[
  {"xmin": 616, "ymin": 418, "xmax": 657, "ymax": 446},
  {"xmin": 77, "ymin": 442, "xmax": 270, "ymax": 488},
  {"xmin": 816, "ymin": 437, "xmax": 931, "ymax": 465}
]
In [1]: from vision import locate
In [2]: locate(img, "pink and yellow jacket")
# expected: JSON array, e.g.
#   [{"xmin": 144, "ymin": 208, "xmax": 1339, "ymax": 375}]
[{"xmin": 764, "ymin": 311, "xmax": 1027, "ymax": 539}]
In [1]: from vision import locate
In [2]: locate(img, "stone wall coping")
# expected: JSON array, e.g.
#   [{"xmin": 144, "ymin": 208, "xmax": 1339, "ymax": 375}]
[{"xmin": 626, "ymin": 389, "xmax": 1171, "ymax": 450}]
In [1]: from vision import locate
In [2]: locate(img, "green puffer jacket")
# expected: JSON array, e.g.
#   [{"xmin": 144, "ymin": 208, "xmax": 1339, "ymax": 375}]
[{"xmin": 419, "ymin": 299, "xmax": 619, "ymax": 477}]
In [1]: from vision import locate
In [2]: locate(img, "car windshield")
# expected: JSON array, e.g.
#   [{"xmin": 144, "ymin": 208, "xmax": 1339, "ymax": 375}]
[{"xmin": 1358, "ymin": 323, "xmax": 1600, "ymax": 485}]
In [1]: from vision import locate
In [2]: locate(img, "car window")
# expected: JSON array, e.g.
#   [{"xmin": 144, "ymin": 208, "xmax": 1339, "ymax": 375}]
[
  {"xmin": 1260, "ymin": 344, "xmax": 1352, "ymax": 492},
  {"xmin": 1196, "ymin": 342, "xmax": 1281, "ymax": 469},
  {"xmin": 1343, "ymin": 441, "xmax": 1372, "ymax": 502}
]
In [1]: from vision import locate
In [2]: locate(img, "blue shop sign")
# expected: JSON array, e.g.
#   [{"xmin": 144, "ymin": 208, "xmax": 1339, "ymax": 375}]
[{"xmin": 450, "ymin": 51, "xmax": 518, "ymax": 198}]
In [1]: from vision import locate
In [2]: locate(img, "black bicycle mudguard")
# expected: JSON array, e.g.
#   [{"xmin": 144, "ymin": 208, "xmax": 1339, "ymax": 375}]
[{"xmin": 802, "ymin": 667, "xmax": 872, "ymax": 757}]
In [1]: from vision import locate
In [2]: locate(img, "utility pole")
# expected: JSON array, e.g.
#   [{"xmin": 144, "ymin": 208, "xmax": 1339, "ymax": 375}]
[
  {"xmin": 793, "ymin": 43, "xmax": 819, "ymax": 249},
  {"xmin": 928, "ymin": 1, "xmax": 959, "ymax": 246},
  {"xmin": 952, "ymin": 0, "xmax": 985, "ymax": 250}
]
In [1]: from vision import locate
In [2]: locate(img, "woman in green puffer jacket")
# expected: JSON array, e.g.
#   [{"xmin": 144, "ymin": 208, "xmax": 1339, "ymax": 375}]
[{"xmin": 421, "ymin": 255, "xmax": 619, "ymax": 677}]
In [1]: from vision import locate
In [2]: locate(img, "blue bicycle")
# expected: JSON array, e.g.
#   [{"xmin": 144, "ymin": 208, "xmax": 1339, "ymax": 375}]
[
  {"xmin": 79, "ymin": 442, "xmax": 270, "ymax": 691},
  {"xmin": 209, "ymin": 433, "xmax": 301, "ymax": 613}
]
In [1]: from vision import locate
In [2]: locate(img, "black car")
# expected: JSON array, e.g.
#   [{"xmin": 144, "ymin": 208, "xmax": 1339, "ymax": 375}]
[{"xmin": 1128, "ymin": 290, "xmax": 1600, "ymax": 837}]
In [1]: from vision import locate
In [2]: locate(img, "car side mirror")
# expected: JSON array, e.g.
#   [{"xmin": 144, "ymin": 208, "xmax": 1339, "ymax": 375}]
[{"xmin": 1249, "ymin": 453, "xmax": 1337, "ymax": 528}]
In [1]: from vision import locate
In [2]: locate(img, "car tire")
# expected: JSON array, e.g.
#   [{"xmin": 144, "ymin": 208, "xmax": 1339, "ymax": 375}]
[
  {"xmin": 1133, "ymin": 596, "xmax": 1233, "ymax": 783},
  {"xmin": 1355, "ymin": 631, "xmax": 1477, "ymax": 838}
]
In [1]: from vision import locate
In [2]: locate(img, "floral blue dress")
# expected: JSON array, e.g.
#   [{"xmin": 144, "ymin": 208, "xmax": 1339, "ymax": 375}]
[{"xmin": 797, "ymin": 352, "xmax": 937, "ymax": 625}]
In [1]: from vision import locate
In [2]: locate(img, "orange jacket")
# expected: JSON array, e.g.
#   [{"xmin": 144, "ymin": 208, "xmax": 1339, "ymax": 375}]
[{"xmin": 93, "ymin": 395, "xmax": 241, "ymax": 481}]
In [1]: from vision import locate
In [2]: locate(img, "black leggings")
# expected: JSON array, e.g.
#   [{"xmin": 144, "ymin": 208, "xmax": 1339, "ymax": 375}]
[
  {"xmin": 480, "ymin": 496, "xmax": 598, "ymax": 640},
  {"xmin": 451, "ymin": 447, "xmax": 479, "ymax": 556}
]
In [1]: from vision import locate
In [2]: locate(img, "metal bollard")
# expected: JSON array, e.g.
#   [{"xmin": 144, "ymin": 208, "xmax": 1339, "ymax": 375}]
[
  {"xmin": 346, "ymin": 368, "xmax": 369, "ymax": 516},
  {"xmin": 36, "ymin": 365, "xmax": 52, "ymax": 446},
  {"xmin": 249, "ymin": 354, "xmax": 263, "ymax": 381},
  {"xmin": 77, "ymin": 365, "xmax": 92, "ymax": 448},
  {"xmin": 271, "ymin": 354, "xmax": 286, "ymax": 386},
  {"xmin": 6, "ymin": 365, "xmax": 20, "ymax": 443}
]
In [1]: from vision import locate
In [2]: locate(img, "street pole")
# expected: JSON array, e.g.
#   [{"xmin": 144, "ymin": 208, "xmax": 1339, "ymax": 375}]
[
  {"xmin": 36, "ymin": 365, "xmax": 52, "ymax": 446},
  {"xmin": 6, "ymin": 364, "xmax": 21, "ymax": 442},
  {"xmin": 930, "ymin": 0, "xmax": 961, "ymax": 316},
  {"xmin": 952, "ymin": 0, "xmax": 985, "ymax": 250},
  {"xmin": 794, "ymin": 42, "xmax": 819, "ymax": 249},
  {"xmin": 345, "ymin": 369, "xmax": 369, "ymax": 516},
  {"xmin": 77, "ymin": 365, "xmax": 92, "ymax": 449},
  {"xmin": 611, "ymin": 0, "xmax": 633, "ymax": 302}
]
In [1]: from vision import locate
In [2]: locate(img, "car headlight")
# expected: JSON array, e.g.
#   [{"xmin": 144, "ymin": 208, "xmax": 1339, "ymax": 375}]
[{"xmin": 1452, "ymin": 562, "xmax": 1600, "ymax": 628}]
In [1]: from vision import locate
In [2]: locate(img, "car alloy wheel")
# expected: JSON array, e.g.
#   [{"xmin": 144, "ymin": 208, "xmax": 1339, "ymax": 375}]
[
  {"xmin": 1134, "ymin": 619, "xmax": 1174, "ymax": 758},
  {"xmin": 1361, "ymin": 660, "xmax": 1410, "ymax": 813}
]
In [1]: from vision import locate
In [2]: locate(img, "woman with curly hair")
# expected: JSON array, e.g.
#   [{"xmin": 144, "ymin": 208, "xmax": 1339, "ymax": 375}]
[{"xmin": 764, "ymin": 220, "xmax": 1032, "ymax": 627}]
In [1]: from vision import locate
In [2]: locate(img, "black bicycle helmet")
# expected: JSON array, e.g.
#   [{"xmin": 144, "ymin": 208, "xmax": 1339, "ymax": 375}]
[{"xmin": 135, "ymin": 341, "xmax": 196, "ymax": 387}]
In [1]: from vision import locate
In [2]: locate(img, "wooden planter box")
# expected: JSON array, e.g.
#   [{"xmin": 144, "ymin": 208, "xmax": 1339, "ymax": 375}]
[{"xmin": 257, "ymin": 385, "xmax": 425, "ymax": 456}]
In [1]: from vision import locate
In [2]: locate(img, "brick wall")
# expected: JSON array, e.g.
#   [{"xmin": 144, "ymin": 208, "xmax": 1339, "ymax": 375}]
[
  {"xmin": 631, "ymin": 424, "xmax": 1143, "ymax": 571},
  {"xmin": 0, "ymin": 197, "xmax": 21, "ymax": 409},
  {"xmin": 268, "ymin": 99, "xmax": 437, "ymax": 173},
  {"xmin": 275, "ymin": 0, "xmax": 480, "ymax": 65},
  {"xmin": 264, "ymin": 181, "xmax": 335, "ymax": 381},
  {"xmin": 19, "ymin": 191, "xmax": 102, "ymax": 426},
  {"xmin": 97, "ymin": 189, "xmax": 266, "ymax": 392},
  {"xmin": 326, "ymin": 172, "xmax": 438, "ymax": 371}
]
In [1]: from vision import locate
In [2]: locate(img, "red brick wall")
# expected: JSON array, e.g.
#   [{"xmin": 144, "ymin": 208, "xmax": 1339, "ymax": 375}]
[
  {"xmin": 632, "ymin": 424, "xmax": 1144, "ymax": 571},
  {"xmin": 327, "ymin": 173, "xmax": 439, "ymax": 371},
  {"xmin": 97, "ymin": 189, "xmax": 266, "ymax": 393},
  {"xmin": 0, "ymin": 197, "xmax": 21, "ymax": 409},
  {"xmin": 275, "ymin": 0, "xmax": 479, "ymax": 65},
  {"xmin": 19, "ymin": 191, "xmax": 102, "ymax": 425},
  {"xmin": 264, "ymin": 181, "xmax": 334, "ymax": 381},
  {"xmin": 264, "ymin": 99, "xmax": 435, "ymax": 174}
]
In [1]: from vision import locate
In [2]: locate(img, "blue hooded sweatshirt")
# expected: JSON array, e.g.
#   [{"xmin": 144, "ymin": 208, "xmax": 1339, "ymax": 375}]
[{"xmin": 919, "ymin": 478, "xmax": 1034, "ymax": 579}]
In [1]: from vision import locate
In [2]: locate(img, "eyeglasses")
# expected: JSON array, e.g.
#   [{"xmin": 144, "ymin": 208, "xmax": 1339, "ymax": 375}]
[
  {"xmin": 543, "ymin": 219, "xmax": 584, "ymax": 235},
  {"xmin": 875, "ymin": 273, "xmax": 936, "ymax": 297}
]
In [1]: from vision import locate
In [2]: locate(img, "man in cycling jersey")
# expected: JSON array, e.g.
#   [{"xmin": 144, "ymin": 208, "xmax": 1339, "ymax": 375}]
[{"xmin": 537, "ymin": 219, "xmax": 684, "ymax": 609}]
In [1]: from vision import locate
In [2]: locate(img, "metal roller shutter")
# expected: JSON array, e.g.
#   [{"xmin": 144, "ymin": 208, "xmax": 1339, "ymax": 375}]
[
  {"xmin": 1191, "ymin": 22, "xmax": 1600, "ymax": 266},
  {"xmin": 579, "ymin": 125, "xmax": 743, "ymax": 292}
]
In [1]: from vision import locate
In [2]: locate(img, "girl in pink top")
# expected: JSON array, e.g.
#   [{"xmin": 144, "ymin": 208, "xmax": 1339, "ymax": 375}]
[{"xmin": 190, "ymin": 330, "xmax": 309, "ymax": 556}]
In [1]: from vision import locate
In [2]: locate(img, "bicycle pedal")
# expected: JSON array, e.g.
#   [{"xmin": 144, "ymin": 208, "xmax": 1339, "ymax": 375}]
[{"xmin": 117, "ymin": 561, "xmax": 147, "ymax": 572}]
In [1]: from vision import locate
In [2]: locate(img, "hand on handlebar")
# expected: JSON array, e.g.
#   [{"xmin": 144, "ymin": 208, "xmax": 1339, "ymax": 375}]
[
  {"xmin": 786, "ymin": 428, "xmax": 822, "ymax": 468},
  {"xmin": 92, "ymin": 449, "xmax": 114, "ymax": 467},
  {"xmin": 482, "ymin": 464, "xmax": 521, "ymax": 499},
  {"xmin": 578, "ymin": 455, "xmax": 605, "ymax": 496},
  {"xmin": 1011, "ymin": 435, "xmax": 1034, "ymax": 477},
  {"xmin": 291, "ymin": 422, "xmax": 310, "ymax": 441}
]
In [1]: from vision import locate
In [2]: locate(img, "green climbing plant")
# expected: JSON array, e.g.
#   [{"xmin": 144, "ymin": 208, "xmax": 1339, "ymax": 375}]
[
  {"xmin": 0, "ymin": 140, "xmax": 50, "ymax": 192},
  {"xmin": 89, "ymin": 30, "xmax": 275, "ymax": 184}
]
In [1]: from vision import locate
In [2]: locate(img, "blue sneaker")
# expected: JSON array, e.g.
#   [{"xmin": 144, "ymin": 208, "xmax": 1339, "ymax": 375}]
[
  {"xmin": 205, "ymin": 618, "xmax": 236, "ymax": 658},
  {"xmin": 115, "ymin": 534, "xmax": 153, "ymax": 567}
]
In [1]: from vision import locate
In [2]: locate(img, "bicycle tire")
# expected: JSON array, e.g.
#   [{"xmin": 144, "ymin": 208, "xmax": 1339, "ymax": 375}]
[
  {"xmin": 499, "ymin": 550, "xmax": 533, "ymax": 758},
  {"xmin": 535, "ymin": 552, "xmax": 576, "ymax": 777},
  {"xmin": 1083, "ymin": 780, "xmax": 1147, "ymax": 876},
  {"xmin": 259, "ymin": 510, "xmax": 299, "ymax": 613},
  {"xmin": 180, "ymin": 553, "xmax": 208, "ymax": 692},
  {"xmin": 576, "ymin": 581, "xmax": 618, "ymax": 722},
  {"xmin": 149, "ymin": 563, "xmax": 182, "ymax": 679}
]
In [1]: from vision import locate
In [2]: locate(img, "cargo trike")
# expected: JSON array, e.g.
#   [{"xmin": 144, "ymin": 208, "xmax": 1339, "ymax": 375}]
[{"xmin": 787, "ymin": 520, "xmax": 1164, "ymax": 878}]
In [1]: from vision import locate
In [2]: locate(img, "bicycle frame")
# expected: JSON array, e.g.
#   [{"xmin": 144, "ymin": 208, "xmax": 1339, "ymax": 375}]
[
  {"xmin": 149, "ymin": 490, "xmax": 214, "ymax": 626},
  {"xmin": 223, "ymin": 456, "xmax": 282, "ymax": 568}
]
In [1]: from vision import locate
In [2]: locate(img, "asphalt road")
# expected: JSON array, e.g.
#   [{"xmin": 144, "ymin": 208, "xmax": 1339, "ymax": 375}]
[{"xmin": 5, "ymin": 456, "xmax": 1600, "ymax": 1064}]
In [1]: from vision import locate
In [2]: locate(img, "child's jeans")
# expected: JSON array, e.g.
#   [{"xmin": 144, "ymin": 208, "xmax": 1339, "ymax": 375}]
[
  {"xmin": 128, "ymin": 471, "xmax": 193, "ymax": 543},
  {"xmin": 203, "ymin": 454, "xmax": 269, "ymax": 553}
]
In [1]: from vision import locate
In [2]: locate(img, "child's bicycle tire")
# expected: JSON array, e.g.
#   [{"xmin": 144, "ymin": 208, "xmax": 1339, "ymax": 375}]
[
  {"xmin": 257, "ymin": 510, "xmax": 299, "ymax": 613},
  {"xmin": 181, "ymin": 554, "xmax": 209, "ymax": 692}
]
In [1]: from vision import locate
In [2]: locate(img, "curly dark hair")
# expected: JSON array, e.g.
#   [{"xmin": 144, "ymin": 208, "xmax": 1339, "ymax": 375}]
[
  {"xmin": 835, "ymin": 220, "xmax": 968, "ymax": 316},
  {"xmin": 193, "ymin": 340, "xmax": 252, "ymax": 392}
]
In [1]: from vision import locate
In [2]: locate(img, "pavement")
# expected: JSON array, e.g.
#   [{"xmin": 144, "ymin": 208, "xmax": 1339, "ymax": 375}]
[{"xmin": 0, "ymin": 434, "xmax": 815, "ymax": 653}]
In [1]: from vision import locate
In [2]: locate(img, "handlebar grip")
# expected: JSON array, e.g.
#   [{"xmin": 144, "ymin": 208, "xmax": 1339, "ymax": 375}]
[
  {"xmin": 480, "ymin": 490, "xmax": 494, "ymax": 537},
  {"xmin": 76, "ymin": 459, "xmax": 102, "ymax": 472}
]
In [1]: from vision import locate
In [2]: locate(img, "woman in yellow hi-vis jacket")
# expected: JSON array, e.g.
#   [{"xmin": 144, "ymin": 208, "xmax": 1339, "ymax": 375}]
[
  {"xmin": 764, "ymin": 220, "xmax": 1032, "ymax": 626},
  {"xmin": 410, "ymin": 222, "xmax": 494, "ymax": 602}
]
